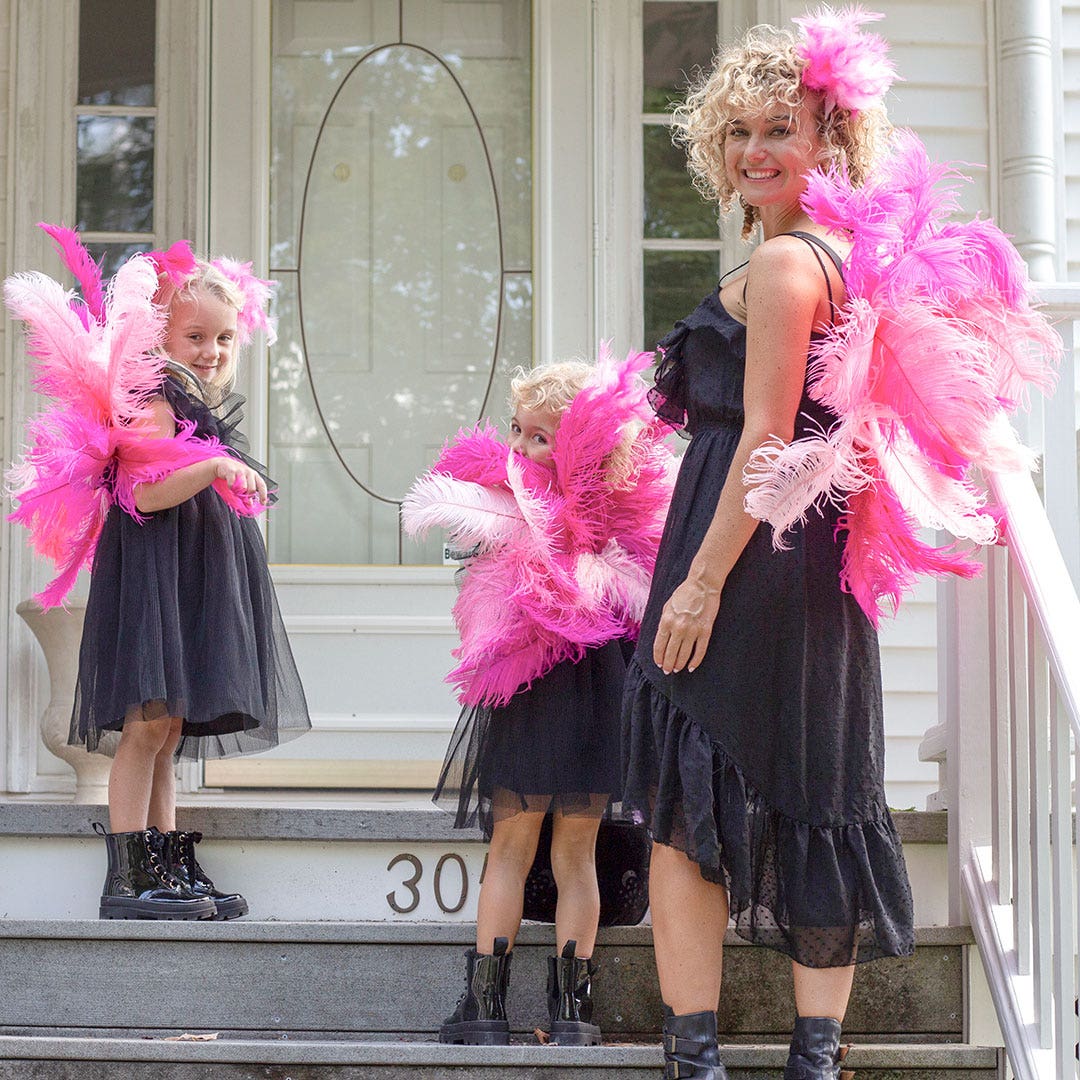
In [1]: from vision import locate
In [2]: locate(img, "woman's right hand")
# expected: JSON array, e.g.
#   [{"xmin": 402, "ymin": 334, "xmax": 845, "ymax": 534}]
[
  {"xmin": 653, "ymin": 572, "xmax": 723, "ymax": 675},
  {"xmin": 212, "ymin": 457, "xmax": 268, "ymax": 506}
]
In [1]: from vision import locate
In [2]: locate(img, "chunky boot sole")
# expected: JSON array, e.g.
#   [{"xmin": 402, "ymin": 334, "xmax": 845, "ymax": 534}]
[
  {"xmin": 100, "ymin": 895, "xmax": 216, "ymax": 920},
  {"xmin": 438, "ymin": 1019, "xmax": 511, "ymax": 1045},
  {"xmin": 209, "ymin": 896, "xmax": 249, "ymax": 920},
  {"xmin": 549, "ymin": 1020, "xmax": 601, "ymax": 1046}
]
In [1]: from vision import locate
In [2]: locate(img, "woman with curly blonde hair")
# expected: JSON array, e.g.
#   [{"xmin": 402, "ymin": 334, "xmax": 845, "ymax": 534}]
[{"xmin": 621, "ymin": 10, "xmax": 912, "ymax": 1079}]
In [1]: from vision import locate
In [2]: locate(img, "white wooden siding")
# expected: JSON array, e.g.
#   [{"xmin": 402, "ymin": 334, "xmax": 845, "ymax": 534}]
[{"xmin": 1064, "ymin": 0, "xmax": 1080, "ymax": 279}]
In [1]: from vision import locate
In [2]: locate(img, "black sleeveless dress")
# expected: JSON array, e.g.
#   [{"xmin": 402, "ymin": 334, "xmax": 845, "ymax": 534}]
[
  {"xmin": 621, "ymin": 234, "xmax": 915, "ymax": 967},
  {"xmin": 69, "ymin": 373, "xmax": 311, "ymax": 760}
]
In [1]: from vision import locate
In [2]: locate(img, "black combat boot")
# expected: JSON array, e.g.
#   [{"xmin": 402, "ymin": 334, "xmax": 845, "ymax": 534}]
[
  {"xmin": 439, "ymin": 936, "xmax": 512, "ymax": 1045},
  {"xmin": 662, "ymin": 1009, "xmax": 729, "ymax": 1079},
  {"xmin": 163, "ymin": 829, "xmax": 248, "ymax": 920},
  {"xmin": 784, "ymin": 1016, "xmax": 852, "ymax": 1079},
  {"xmin": 546, "ymin": 939, "xmax": 601, "ymax": 1045},
  {"xmin": 95, "ymin": 822, "xmax": 216, "ymax": 920}
]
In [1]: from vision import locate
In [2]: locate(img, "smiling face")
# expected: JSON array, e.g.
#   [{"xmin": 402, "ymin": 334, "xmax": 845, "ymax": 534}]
[
  {"xmin": 508, "ymin": 404, "xmax": 560, "ymax": 466},
  {"xmin": 723, "ymin": 97, "xmax": 824, "ymax": 214},
  {"xmin": 163, "ymin": 288, "xmax": 239, "ymax": 387}
]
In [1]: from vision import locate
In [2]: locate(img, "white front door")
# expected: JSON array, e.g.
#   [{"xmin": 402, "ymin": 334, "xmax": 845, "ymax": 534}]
[{"xmin": 204, "ymin": 0, "xmax": 534, "ymax": 789}]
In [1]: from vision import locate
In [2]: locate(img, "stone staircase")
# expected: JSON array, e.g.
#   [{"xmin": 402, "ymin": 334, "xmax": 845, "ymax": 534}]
[{"xmin": 0, "ymin": 804, "xmax": 1005, "ymax": 1078}]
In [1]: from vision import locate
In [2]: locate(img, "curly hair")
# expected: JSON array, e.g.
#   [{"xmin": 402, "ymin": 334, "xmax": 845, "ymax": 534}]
[
  {"xmin": 508, "ymin": 360, "xmax": 639, "ymax": 487},
  {"xmin": 672, "ymin": 23, "xmax": 890, "ymax": 238},
  {"xmin": 509, "ymin": 360, "xmax": 593, "ymax": 418}
]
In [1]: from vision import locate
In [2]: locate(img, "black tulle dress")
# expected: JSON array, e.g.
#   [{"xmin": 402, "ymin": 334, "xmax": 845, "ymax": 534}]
[
  {"xmin": 622, "ymin": 237, "xmax": 915, "ymax": 968},
  {"xmin": 69, "ymin": 371, "xmax": 311, "ymax": 760},
  {"xmin": 433, "ymin": 637, "xmax": 632, "ymax": 839}
]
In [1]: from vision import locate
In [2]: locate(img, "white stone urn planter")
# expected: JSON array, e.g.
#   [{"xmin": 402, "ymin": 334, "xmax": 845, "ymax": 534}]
[{"xmin": 16, "ymin": 598, "xmax": 111, "ymax": 803}]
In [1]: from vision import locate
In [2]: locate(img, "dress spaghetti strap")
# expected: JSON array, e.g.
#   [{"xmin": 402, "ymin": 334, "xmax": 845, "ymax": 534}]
[{"xmin": 786, "ymin": 230, "xmax": 845, "ymax": 325}]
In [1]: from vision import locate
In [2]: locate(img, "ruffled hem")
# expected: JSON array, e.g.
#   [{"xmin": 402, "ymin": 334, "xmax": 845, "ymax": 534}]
[{"xmin": 622, "ymin": 661, "xmax": 915, "ymax": 968}]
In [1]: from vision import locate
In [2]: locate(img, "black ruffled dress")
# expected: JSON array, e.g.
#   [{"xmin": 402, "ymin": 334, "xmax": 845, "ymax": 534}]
[
  {"xmin": 69, "ymin": 371, "xmax": 311, "ymax": 760},
  {"xmin": 622, "ymin": 240, "xmax": 915, "ymax": 968}
]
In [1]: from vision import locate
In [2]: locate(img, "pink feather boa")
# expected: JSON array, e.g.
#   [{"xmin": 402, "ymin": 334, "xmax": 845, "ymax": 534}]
[
  {"xmin": 743, "ymin": 129, "xmax": 1061, "ymax": 625},
  {"xmin": 402, "ymin": 346, "xmax": 676, "ymax": 707},
  {"xmin": 5, "ymin": 251, "xmax": 265, "ymax": 608}
]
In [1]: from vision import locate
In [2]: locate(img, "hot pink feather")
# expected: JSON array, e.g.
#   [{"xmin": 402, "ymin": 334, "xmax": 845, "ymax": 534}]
[
  {"xmin": 793, "ymin": 6, "xmax": 899, "ymax": 116},
  {"xmin": 744, "ymin": 129, "xmax": 1061, "ymax": 622},
  {"xmin": 5, "ymin": 249, "xmax": 265, "ymax": 608},
  {"xmin": 402, "ymin": 347, "xmax": 676, "ymax": 706},
  {"xmin": 38, "ymin": 223, "xmax": 106, "ymax": 324}
]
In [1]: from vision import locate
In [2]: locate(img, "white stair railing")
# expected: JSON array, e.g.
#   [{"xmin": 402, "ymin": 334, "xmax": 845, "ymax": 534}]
[
  {"xmin": 937, "ymin": 282, "xmax": 1080, "ymax": 1075},
  {"xmin": 954, "ymin": 470, "xmax": 1080, "ymax": 1080},
  {"xmin": 941, "ymin": 284, "xmax": 1080, "ymax": 1079}
]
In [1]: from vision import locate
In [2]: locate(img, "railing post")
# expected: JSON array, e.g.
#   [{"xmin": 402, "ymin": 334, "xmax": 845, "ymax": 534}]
[{"xmin": 944, "ymin": 557, "xmax": 994, "ymax": 926}]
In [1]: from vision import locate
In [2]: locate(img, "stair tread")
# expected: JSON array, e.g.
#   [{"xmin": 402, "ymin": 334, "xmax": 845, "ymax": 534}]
[
  {"xmin": 0, "ymin": 804, "xmax": 947, "ymax": 844},
  {"xmin": 0, "ymin": 919, "xmax": 974, "ymax": 946},
  {"xmin": 0, "ymin": 1035, "xmax": 1002, "ymax": 1066}
]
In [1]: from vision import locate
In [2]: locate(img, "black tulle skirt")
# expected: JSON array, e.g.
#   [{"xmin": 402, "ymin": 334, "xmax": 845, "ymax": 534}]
[
  {"xmin": 433, "ymin": 640, "xmax": 631, "ymax": 838},
  {"xmin": 69, "ymin": 494, "xmax": 310, "ymax": 760}
]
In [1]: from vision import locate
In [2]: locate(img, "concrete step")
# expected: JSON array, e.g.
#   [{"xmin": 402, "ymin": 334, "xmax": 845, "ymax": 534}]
[
  {"xmin": 0, "ymin": 1035, "xmax": 1006, "ymax": 1078},
  {"xmin": 0, "ymin": 804, "xmax": 949, "ymax": 923},
  {"xmin": 0, "ymin": 921, "xmax": 968, "ymax": 1041}
]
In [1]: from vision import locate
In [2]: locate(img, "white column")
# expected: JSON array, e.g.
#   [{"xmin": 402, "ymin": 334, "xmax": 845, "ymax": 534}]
[{"xmin": 996, "ymin": 2, "xmax": 1059, "ymax": 281}]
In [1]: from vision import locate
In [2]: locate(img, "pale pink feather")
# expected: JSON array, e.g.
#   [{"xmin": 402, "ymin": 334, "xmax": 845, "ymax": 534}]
[
  {"xmin": 400, "ymin": 472, "xmax": 525, "ymax": 548},
  {"xmin": 211, "ymin": 257, "xmax": 277, "ymax": 347}
]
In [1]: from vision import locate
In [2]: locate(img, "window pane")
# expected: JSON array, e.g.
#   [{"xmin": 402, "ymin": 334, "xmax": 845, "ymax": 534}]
[
  {"xmin": 76, "ymin": 116, "xmax": 155, "ymax": 233},
  {"xmin": 78, "ymin": 0, "xmax": 155, "ymax": 106},
  {"xmin": 82, "ymin": 242, "xmax": 152, "ymax": 285},
  {"xmin": 644, "ymin": 123, "xmax": 717, "ymax": 239},
  {"xmin": 643, "ymin": 250, "xmax": 719, "ymax": 351},
  {"xmin": 643, "ymin": 2, "xmax": 717, "ymax": 113}
]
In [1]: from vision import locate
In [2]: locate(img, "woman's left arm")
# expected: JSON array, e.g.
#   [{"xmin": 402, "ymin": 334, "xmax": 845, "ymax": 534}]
[{"xmin": 653, "ymin": 238, "xmax": 828, "ymax": 675}]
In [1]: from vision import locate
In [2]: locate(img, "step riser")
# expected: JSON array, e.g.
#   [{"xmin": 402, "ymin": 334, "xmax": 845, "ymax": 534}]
[
  {"xmin": 0, "ymin": 936, "xmax": 964, "ymax": 1039},
  {"xmin": 0, "ymin": 836, "xmax": 948, "ymax": 925}
]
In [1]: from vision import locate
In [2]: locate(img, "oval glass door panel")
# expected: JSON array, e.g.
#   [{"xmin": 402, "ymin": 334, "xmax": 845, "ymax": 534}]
[
  {"xmin": 300, "ymin": 44, "xmax": 499, "ymax": 515},
  {"xmin": 268, "ymin": 3, "xmax": 533, "ymax": 567}
]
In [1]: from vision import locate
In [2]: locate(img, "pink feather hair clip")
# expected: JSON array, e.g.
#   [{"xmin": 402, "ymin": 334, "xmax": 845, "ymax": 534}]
[
  {"xmin": 793, "ymin": 4, "xmax": 899, "ymax": 115},
  {"xmin": 209, "ymin": 257, "xmax": 278, "ymax": 348}
]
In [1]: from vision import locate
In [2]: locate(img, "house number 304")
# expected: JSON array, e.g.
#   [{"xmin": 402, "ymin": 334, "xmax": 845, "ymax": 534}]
[{"xmin": 385, "ymin": 852, "xmax": 474, "ymax": 914}]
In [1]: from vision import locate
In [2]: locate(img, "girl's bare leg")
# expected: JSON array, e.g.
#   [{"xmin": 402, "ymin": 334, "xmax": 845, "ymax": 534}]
[
  {"xmin": 649, "ymin": 842, "xmax": 728, "ymax": 1013},
  {"xmin": 108, "ymin": 715, "xmax": 175, "ymax": 832},
  {"xmin": 147, "ymin": 718, "xmax": 184, "ymax": 832},
  {"xmin": 792, "ymin": 961, "xmax": 854, "ymax": 1022},
  {"xmin": 475, "ymin": 807, "xmax": 546, "ymax": 953},
  {"xmin": 550, "ymin": 811, "xmax": 603, "ymax": 956}
]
